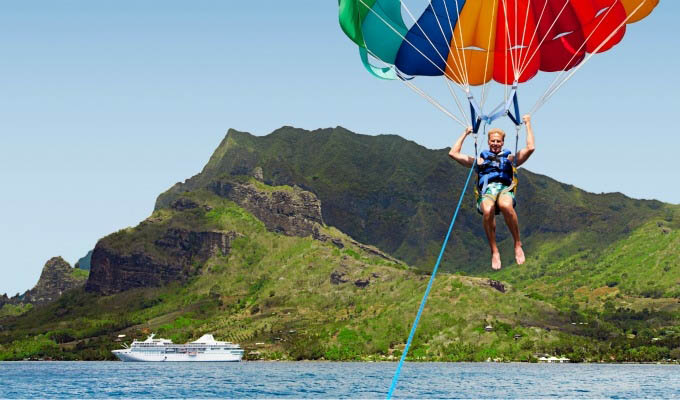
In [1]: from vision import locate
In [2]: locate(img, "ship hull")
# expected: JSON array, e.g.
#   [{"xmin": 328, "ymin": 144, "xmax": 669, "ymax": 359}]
[{"xmin": 112, "ymin": 349, "xmax": 242, "ymax": 362}]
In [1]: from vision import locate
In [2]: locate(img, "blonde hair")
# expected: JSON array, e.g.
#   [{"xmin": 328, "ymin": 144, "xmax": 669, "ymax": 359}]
[{"xmin": 488, "ymin": 128, "xmax": 506, "ymax": 140}]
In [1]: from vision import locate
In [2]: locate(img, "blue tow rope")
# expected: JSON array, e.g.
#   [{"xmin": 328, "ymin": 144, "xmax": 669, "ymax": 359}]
[{"xmin": 386, "ymin": 161, "xmax": 476, "ymax": 399}]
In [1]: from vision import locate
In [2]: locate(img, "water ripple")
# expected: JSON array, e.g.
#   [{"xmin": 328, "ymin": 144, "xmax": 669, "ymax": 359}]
[{"xmin": 1, "ymin": 362, "xmax": 679, "ymax": 399}]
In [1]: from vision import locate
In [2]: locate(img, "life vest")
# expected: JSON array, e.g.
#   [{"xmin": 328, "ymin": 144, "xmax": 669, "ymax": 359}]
[{"xmin": 476, "ymin": 149, "xmax": 514, "ymax": 192}]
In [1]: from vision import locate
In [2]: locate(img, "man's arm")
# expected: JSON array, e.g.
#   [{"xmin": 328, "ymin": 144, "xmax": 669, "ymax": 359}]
[
  {"xmin": 448, "ymin": 126, "xmax": 476, "ymax": 168},
  {"xmin": 513, "ymin": 114, "xmax": 535, "ymax": 167}
]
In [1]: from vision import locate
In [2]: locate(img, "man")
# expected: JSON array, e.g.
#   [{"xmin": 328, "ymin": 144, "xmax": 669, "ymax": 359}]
[{"xmin": 448, "ymin": 115, "xmax": 535, "ymax": 270}]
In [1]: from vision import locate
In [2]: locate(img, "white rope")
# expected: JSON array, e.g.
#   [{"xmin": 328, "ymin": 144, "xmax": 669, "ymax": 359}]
[
  {"xmin": 357, "ymin": 0, "xmax": 450, "ymax": 80},
  {"xmin": 479, "ymin": 0, "xmax": 498, "ymax": 109},
  {"xmin": 518, "ymin": 0, "xmax": 572, "ymax": 77},
  {"xmin": 439, "ymin": 0, "xmax": 470, "ymax": 87},
  {"xmin": 358, "ymin": 1, "xmax": 471, "ymax": 126},
  {"xmin": 500, "ymin": 0, "xmax": 519, "ymax": 79},
  {"xmin": 517, "ymin": 0, "xmax": 550, "ymax": 73},
  {"xmin": 400, "ymin": 1, "xmax": 467, "ymax": 87},
  {"xmin": 531, "ymin": 0, "xmax": 619, "ymax": 111},
  {"xmin": 360, "ymin": 44, "xmax": 469, "ymax": 127},
  {"xmin": 401, "ymin": 78, "xmax": 468, "ymax": 127},
  {"xmin": 514, "ymin": 0, "xmax": 519, "ymax": 79},
  {"xmin": 531, "ymin": 0, "xmax": 647, "ymax": 114},
  {"xmin": 516, "ymin": 0, "xmax": 534, "ymax": 79},
  {"xmin": 452, "ymin": 0, "xmax": 471, "ymax": 87},
  {"xmin": 444, "ymin": 77, "xmax": 470, "ymax": 123}
]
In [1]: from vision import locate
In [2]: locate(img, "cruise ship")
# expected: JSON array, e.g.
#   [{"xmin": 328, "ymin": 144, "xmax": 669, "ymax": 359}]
[{"xmin": 112, "ymin": 334, "xmax": 244, "ymax": 362}]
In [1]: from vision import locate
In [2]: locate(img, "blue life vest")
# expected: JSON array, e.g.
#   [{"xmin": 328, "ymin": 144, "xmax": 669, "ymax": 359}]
[{"xmin": 476, "ymin": 149, "xmax": 514, "ymax": 192}]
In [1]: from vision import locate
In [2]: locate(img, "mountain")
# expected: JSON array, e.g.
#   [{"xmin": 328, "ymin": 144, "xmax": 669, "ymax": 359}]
[
  {"xmin": 0, "ymin": 177, "xmax": 601, "ymax": 362},
  {"xmin": 1, "ymin": 126, "xmax": 678, "ymax": 362},
  {"xmin": 156, "ymin": 126, "xmax": 671, "ymax": 275},
  {"xmin": 0, "ymin": 257, "xmax": 88, "ymax": 317}
]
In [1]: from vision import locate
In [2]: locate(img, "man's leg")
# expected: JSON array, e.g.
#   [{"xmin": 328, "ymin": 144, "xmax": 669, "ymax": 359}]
[
  {"xmin": 497, "ymin": 194, "xmax": 525, "ymax": 265},
  {"xmin": 481, "ymin": 199, "xmax": 501, "ymax": 270}
]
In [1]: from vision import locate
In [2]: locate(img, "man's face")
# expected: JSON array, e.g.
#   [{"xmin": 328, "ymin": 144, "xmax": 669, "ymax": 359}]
[{"xmin": 488, "ymin": 133, "xmax": 504, "ymax": 153}]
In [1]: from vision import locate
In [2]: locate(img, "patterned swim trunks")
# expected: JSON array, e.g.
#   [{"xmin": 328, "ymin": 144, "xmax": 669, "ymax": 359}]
[{"xmin": 476, "ymin": 181, "xmax": 516, "ymax": 215}]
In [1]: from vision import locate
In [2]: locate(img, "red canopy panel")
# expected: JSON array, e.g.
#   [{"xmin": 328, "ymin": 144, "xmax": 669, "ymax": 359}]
[
  {"xmin": 494, "ymin": 0, "xmax": 541, "ymax": 84},
  {"xmin": 569, "ymin": 0, "xmax": 627, "ymax": 53}
]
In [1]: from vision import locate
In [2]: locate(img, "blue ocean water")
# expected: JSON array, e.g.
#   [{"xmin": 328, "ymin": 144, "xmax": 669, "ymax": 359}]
[{"xmin": 1, "ymin": 362, "xmax": 679, "ymax": 398}]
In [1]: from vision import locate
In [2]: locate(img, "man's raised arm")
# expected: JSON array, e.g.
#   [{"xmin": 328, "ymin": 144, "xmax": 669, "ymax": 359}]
[
  {"xmin": 448, "ymin": 126, "xmax": 475, "ymax": 168},
  {"xmin": 514, "ymin": 115, "xmax": 535, "ymax": 167}
]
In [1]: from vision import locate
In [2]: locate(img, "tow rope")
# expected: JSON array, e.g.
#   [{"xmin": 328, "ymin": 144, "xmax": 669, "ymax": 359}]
[{"xmin": 386, "ymin": 160, "xmax": 475, "ymax": 399}]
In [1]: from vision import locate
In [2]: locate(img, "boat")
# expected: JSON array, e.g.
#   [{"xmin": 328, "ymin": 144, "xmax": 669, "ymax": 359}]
[{"xmin": 112, "ymin": 334, "xmax": 244, "ymax": 362}]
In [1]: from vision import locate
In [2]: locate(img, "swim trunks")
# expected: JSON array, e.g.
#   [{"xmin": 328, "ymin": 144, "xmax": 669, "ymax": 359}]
[{"xmin": 476, "ymin": 181, "xmax": 516, "ymax": 215}]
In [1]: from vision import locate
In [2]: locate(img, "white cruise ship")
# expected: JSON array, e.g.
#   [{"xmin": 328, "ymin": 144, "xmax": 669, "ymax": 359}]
[{"xmin": 112, "ymin": 334, "xmax": 244, "ymax": 362}]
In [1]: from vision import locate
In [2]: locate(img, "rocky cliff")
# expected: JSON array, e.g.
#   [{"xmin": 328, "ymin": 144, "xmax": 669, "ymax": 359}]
[
  {"xmin": 85, "ymin": 177, "xmax": 399, "ymax": 295},
  {"xmin": 155, "ymin": 126, "xmax": 670, "ymax": 273},
  {"xmin": 1, "ymin": 257, "xmax": 87, "ymax": 308}
]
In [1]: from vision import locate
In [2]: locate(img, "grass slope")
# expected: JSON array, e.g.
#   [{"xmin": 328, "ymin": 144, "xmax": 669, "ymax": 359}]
[
  {"xmin": 2, "ymin": 186, "xmax": 678, "ymax": 362},
  {"xmin": 155, "ymin": 127, "xmax": 668, "ymax": 277}
]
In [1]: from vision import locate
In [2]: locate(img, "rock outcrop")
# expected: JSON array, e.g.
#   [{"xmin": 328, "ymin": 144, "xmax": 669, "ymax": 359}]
[
  {"xmin": 86, "ymin": 176, "xmax": 401, "ymax": 295},
  {"xmin": 86, "ymin": 230, "xmax": 239, "ymax": 295},
  {"xmin": 209, "ymin": 179, "xmax": 403, "ymax": 264},
  {"xmin": 208, "ymin": 180, "xmax": 323, "ymax": 237},
  {"xmin": 23, "ymin": 257, "xmax": 85, "ymax": 305},
  {"xmin": 1, "ymin": 257, "xmax": 87, "ymax": 308}
]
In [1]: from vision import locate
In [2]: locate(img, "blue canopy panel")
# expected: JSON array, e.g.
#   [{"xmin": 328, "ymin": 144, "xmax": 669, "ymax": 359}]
[{"xmin": 394, "ymin": 0, "xmax": 466, "ymax": 77}]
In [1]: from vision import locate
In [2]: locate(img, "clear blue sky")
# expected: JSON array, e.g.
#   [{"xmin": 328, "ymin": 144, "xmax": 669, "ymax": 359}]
[{"xmin": 1, "ymin": 1, "xmax": 678, "ymax": 295}]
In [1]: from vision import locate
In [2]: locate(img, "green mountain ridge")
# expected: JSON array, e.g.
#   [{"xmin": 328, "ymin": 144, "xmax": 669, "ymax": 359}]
[
  {"xmin": 1, "ymin": 126, "xmax": 678, "ymax": 362},
  {"xmin": 157, "ymin": 126, "xmax": 673, "ymax": 275},
  {"xmin": 0, "ymin": 181, "xmax": 582, "ymax": 362}
]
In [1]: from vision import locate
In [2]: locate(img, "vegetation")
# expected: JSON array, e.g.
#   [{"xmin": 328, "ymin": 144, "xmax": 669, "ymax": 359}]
[
  {"xmin": 2, "ymin": 186, "xmax": 678, "ymax": 362},
  {"xmin": 156, "ymin": 127, "xmax": 672, "ymax": 276},
  {"xmin": 2, "ymin": 128, "xmax": 679, "ymax": 362}
]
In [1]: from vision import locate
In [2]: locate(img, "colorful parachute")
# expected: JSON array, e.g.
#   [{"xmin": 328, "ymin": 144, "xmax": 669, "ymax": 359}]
[
  {"xmin": 340, "ymin": 0, "xmax": 657, "ymax": 85},
  {"xmin": 339, "ymin": 0, "xmax": 658, "ymax": 125}
]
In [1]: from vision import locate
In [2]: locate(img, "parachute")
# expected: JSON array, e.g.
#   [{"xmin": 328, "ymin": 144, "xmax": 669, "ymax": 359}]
[
  {"xmin": 339, "ymin": 0, "xmax": 658, "ymax": 128},
  {"xmin": 339, "ymin": 3, "xmax": 659, "ymax": 398}
]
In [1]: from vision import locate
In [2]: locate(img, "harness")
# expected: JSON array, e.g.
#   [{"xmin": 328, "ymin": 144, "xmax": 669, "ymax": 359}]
[{"xmin": 474, "ymin": 148, "xmax": 519, "ymax": 207}]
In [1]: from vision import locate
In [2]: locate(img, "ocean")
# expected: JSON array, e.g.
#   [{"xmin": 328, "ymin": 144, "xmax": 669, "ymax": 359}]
[{"xmin": 1, "ymin": 361, "xmax": 678, "ymax": 398}]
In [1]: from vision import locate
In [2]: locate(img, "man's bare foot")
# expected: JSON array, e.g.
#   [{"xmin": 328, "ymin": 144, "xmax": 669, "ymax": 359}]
[
  {"xmin": 491, "ymin": 252, "xmax": 501, "ymax": 270},
  {"xmin": 515, "ymin": 246, "xmax": 525, "ymax": 265}
]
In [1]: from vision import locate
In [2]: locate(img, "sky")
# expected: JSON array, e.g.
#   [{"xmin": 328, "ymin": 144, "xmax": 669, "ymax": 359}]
[{"xmin": 1, "ymin": 1, "xmax": 678, "ymax": 295}]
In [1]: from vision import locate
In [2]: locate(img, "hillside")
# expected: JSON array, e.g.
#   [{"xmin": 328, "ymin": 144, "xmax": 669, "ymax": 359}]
[
  {"xmin": 156, "ymin": 126, "xmax": 670, "ymax": 274},
  {"xmin": 0, "ymin": 257, "xmax": 88, "ymax": 317},
  {"xmin": 0, "ymin": 179, "xmax": 580, "ymax": 361},
  {"xmin": 1, "ymin": 127, "xmax": 678, "ymax": 362},
  {"xmin": 1, "ymin": 177, "xmax": 678, "ymax": 362}
]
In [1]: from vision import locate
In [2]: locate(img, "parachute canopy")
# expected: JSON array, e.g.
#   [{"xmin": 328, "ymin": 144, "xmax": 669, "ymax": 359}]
[{"xmin": 339, "ymin": 0, "xmax": 658, "ymax": 85}]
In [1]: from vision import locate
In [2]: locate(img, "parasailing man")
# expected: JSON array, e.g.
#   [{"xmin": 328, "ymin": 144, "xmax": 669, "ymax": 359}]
[{"xmin": 448, "ymin": 115, "xmax": 535, "ymax": 270}]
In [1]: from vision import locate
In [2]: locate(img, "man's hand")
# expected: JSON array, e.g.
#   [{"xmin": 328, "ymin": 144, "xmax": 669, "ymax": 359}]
[
  {"xmin": 514, "ymin": 114, "xmax": 535, "ymax": 167},
  {"xmin": 449, "ymin": 126, "xmax": 476, "ymax": 167}
]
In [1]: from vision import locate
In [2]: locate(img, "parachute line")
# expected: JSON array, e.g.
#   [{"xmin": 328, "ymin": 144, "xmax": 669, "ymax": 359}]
[
  {"xmin": 480, "ymin": 1, "xmax": 499, "ymax": 109},
  {"xmin": 439, "ymin": 0, "xmax": 470, "ymax": 87},
  {"xmin": 452, "ymin": 0, "xmax": 472, "ymax": 87},
  {"xmin": 517, "ymin": 0, "xmax": 551, "ymax": 73},
  {"xmin": 531, "ymin": 0, "xmax": 648, "ymax": 114},
  {"xmin": 500, "ymin": 0, "xmax": 520, "ymax": 79},
  {"xmin": 386, "ymin": 155, "xmax": 477, "ymax": 400},
  {"xmin": 530, "ymin": 0, "xmax": 619, "ymax": 91},
  {"xmin": 401, "ymin": 78, "xmax": 468, "ymax": 127},
  {"xmin": 444, "ymin": 77, "xmax": 470, "ymax": 123},
  {"xmin": 400, "ymin": 1, "xmax": 468, "ymax": 88},
  {"xmin": 359, "ymin": 0, "xmax": 468, "ymax": 92},
  {"xmin": 518, "ymin": 0, "xmax": 573, "ymax": 77},
  {"xmin": 362, "ymin": 45, "xmax": 468, "ymax": 126}
]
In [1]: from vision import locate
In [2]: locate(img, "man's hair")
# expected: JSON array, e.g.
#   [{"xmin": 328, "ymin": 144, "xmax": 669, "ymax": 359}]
[{"xmin": 488, "ymin": 128, "xmax": 506, "ymax": 140}]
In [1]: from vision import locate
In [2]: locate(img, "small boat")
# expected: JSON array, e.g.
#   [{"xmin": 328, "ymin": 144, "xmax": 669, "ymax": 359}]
[{"xmin": 112, "ymin": 334, "xmax": 244, "ymax": 362}]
